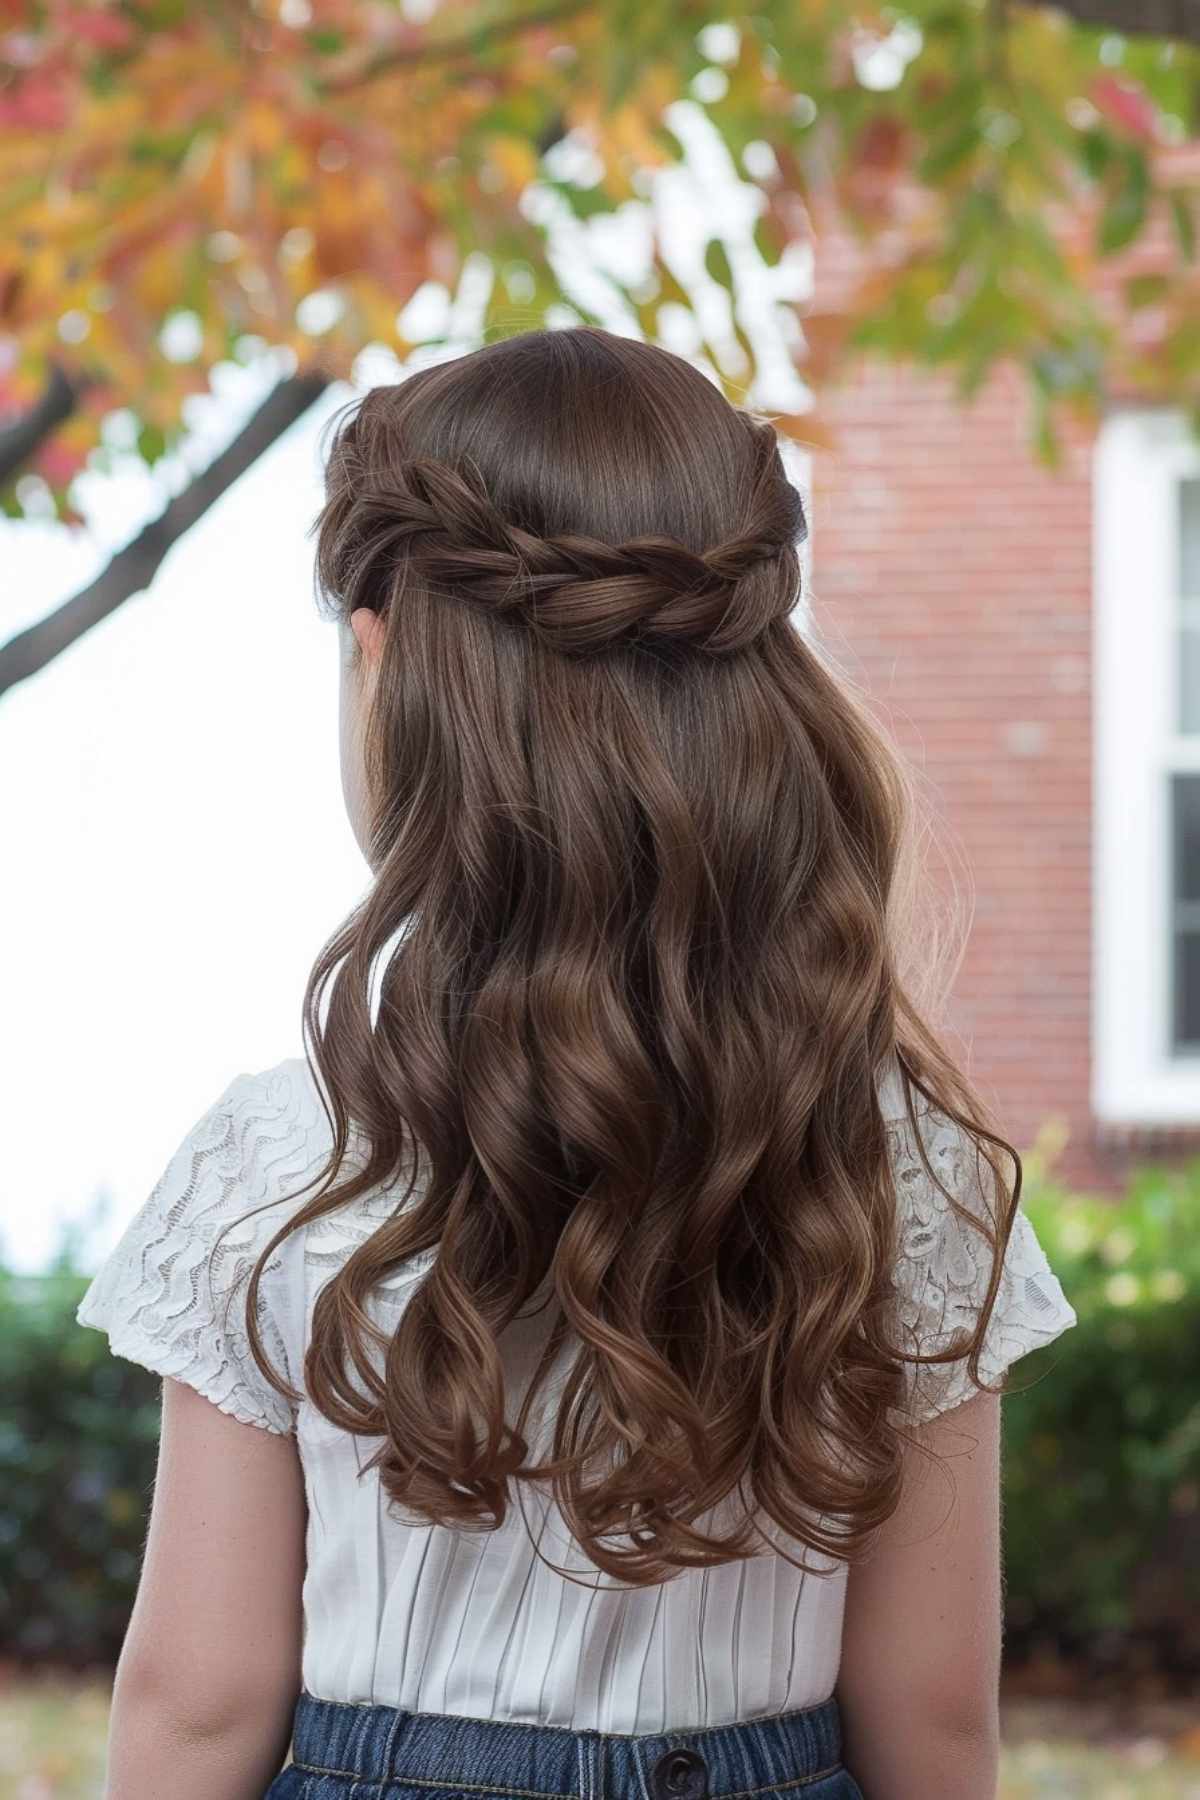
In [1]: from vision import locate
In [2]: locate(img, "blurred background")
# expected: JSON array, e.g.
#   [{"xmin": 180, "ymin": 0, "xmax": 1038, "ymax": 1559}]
[{"xmin": 2, "ymin": 1, "xmax": 1199, "ymax": 1793}]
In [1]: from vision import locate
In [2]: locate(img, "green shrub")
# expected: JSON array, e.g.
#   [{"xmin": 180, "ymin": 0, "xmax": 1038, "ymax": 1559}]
[
  {"xmin": 1004, "ymin": 1133, "xmax": 1200, "ymax": 1670},
  {"xmin": 0, "ymin": 1240, "xmax": 161, "ymax": 1665}
]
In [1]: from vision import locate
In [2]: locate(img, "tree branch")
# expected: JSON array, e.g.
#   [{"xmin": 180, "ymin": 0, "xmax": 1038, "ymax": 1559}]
[
  {"xmin": 313, "ymin": 0, "xmax": 1200, "ymax": 86},
  {"xmin": 0, "ymin": 363, "xmax": 79, "ymax": 486},
  {"xmin": 0, "ymin": 371, "xmax": 329, "ymax": 699},
  {"xmin": 1042, "ymin": 0, "xmax": 1200, "ymax": 40},
  {"xmin": 318, "ymin": 0, "xmax": 594, "ymax": 91}
]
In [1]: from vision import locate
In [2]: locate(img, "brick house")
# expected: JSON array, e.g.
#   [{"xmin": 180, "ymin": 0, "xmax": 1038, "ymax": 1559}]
[{"xmin": 804, "ymin": 142, "xmax": 1200, "ymax": 1191}]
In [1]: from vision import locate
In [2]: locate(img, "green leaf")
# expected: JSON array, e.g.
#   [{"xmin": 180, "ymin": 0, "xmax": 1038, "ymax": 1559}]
[
  {"xmin": 1096, "ymin": 148, "xmax": 1149, "ymax": 256},
  {"xmin": 534, "ymin": 177, "xmax": 624, "ymax": 222},
  {"xmin": 129, "ymin": 130, "xmax": 195, "ymax": 168},
  {"xmin": 305, "ymin": 28, "xmax": 345, "ymax": 54},
  {"xmin": 752, "ymin": 213, "xmax": 783, "ymax": 269},
  {"xmin": 85, "ymin": 58, "xmax": 122, "ymax": 98},
  {"xmin": 1124, "ymin": 272, "xmax": 1169, "ymax": 309},
  {"xmin": 705, "ymin": 239, "xmax": 733, "ymax": 290},
  {"xmin": 137, "ymin": 423, "xmax": 167, "ymax": 465},
  {"xmin": 916, "ymin": 120, "xmax": 981, "ymax": 185},
  {"xmin": 955, "ymin": 327, "xmax": 1002, "ymax": 401},
  {"xmin": 1078, "ymin": 126, "xmax": 1112, "ymax": 181},
  {"xmin": 1097, "ymin": 188, "xmax": 1146, "ymax": 255},
  {"xmin": 1168, "ymin": 187, "xmax": 1196, "ymax": 264},
  {"xmin": 602, "ymin": 38, "xmax": 641, "ymax": 111}
]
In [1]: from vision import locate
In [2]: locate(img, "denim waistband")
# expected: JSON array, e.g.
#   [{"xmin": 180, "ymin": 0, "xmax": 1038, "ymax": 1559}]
[{"xmin": 287, "ymin": 1690, "xmax": 846, "ymax": 1798}]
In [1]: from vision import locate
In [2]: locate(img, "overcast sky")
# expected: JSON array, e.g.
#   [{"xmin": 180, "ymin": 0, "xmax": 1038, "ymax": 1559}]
[
  {"xmin": 2, "ymin": 370, "xmax": 373, "ymax": 1271},
  {"xmin": 1, "ymin": 99, "xmax": 814, "ymax": 1272}
]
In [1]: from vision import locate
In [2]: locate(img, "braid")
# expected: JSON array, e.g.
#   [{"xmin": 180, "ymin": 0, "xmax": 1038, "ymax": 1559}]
[{"xmin": 324, "ymin": 430, "xmax": 805, "ymax": 658}]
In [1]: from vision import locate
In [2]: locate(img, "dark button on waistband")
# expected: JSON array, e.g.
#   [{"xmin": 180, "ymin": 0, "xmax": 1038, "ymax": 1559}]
[{"xmin": 649, "ymin": 1748, "xmax": 709, "ymax": 1800}]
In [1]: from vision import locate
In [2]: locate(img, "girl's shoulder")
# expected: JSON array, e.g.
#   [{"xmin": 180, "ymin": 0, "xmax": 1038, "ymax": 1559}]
[
  {"xmin": 872, "ymin": 1054, "xmax": 1078, "ymax": 1423},
  {"xmin": 220, "ymin": 1052, "xmax": 335, "ymax": 1172},
  {"xmin": 143, "ymin": 1053, "xmax": 347, "ymax": 1260},
  {"xmin": 74, "ymin": 1055, "xmax": 372, "ymax": 1435}
]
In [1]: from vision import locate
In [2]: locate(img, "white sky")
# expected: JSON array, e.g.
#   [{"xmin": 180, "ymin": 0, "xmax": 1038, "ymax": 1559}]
[
  {"xmin": 0, "ymin": 102, "xmax": 814, "ymax": 1272},
  {"xmin": 1, "ymin": 372, "xmax": 372, "ymax": 1270}
]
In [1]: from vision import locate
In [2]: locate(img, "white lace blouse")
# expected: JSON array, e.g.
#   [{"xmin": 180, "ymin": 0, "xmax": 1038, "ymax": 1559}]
[{"xmin": 76, "ymin": 1055, "xmax": 1076, "ymax": 1733}]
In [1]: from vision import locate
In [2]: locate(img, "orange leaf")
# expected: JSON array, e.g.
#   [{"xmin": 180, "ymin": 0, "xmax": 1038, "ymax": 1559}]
[
  {"xmin": 799, "ymin": 311, "xmax": 853, "ymax": 381},
  {"xmin": 766, "ymin": 410, "xmax": 839, "ymax": 452},
  {"xmin": 487, "ymin": 135, "xmax": 539, "ymax": 194},
  {"xmin": 243, "ymin": 100, "xmax": 288, "ymax": 155}
]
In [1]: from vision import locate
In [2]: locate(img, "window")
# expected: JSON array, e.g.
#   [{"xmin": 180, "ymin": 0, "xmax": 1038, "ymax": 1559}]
[{"xmin": 1094, "ymin": 411, "xmax": 1200, "ymax": 1123}]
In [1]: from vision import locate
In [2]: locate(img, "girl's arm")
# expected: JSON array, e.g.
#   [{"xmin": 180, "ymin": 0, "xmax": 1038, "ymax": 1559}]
[
  {"xmin": 835, "ymin": 1389, "xmax": 1003, "ymax": 1799},
  {"xmin": 102, "ymin": 1376, "xmax": 307, "ymax": 1800}
]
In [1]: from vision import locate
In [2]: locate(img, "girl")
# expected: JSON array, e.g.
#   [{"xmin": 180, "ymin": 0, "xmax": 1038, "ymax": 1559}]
[{"xmin": 77, "ymin": 326, "xmax": 1077, "ymax": 1800}]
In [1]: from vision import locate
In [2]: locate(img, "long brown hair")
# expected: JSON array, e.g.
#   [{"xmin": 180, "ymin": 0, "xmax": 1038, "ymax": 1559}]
[{"xmin": 244, "ymin": 325, "xmax": 1020, "ymax": 1585}]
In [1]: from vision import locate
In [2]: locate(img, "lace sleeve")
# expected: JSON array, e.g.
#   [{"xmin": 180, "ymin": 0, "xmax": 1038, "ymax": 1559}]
[
  {"xmin": 75, "ymin": 1073, "xmax": 302, "ymax": 1434},
  {"xmin": 886, "ymin": 1097, "xmax": 1078, "ymax": 1425}
]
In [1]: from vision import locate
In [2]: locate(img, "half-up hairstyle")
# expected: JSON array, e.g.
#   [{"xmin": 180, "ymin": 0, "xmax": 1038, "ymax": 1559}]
[{"xmin": 243, "ymin": 325, "xmax": 1021, "ymax": 1585}]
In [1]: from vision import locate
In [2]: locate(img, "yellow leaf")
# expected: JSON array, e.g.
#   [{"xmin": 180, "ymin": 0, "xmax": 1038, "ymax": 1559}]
[
  {"xmin": 60, "ymin": 415, "xmax": 98, "ymax": 452},
  {"xmin": 244, "ymin": 100, "xmax": 288, "ymax": 155},
  {"xmin": 21, "ymin": 246, "xmax": 64, "ymax": 311},
  {"xmin": 487, "ymin": 135, "xmax": 539, "ymax": 194},
  {"xmin": 608, "ymin": 101, "xmax": 672, "ymax": 171},
  {"xmin": 138, "ymin": 243, "xmax": 182, "ymax": 314},
  {"xmin": 17, "ymin": 193, "xmax": 97, "ymax": 243}
]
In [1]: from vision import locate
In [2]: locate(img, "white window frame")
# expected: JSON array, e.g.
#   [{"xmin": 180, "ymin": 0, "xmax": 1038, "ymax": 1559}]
[{"xmin": 1093, "ymin": 405, "xmax": 1200, "ymax": 1124}]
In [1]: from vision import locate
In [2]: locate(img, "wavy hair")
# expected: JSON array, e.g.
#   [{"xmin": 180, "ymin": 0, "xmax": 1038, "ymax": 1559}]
[{"xmin": 243, "ymin": 325, "xmax": 1021, "ymax": 1586}]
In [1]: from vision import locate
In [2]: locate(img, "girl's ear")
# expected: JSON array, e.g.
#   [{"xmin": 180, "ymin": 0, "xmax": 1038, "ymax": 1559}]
[{"xmin": 350, "ymin": 606, "xmax": 386, "ymax": 667}]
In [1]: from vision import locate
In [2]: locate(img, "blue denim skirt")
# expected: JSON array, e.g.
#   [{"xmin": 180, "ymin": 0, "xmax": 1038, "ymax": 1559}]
[{"xmin": 263, "ymin": 1689, "xmax": 866, "ymax": 1800}]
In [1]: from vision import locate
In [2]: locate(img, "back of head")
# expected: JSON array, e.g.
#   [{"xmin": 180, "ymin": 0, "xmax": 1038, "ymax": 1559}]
[
  {"xmin": 318, "ymin": 323, "xmax": 804, "ymax": 663},
  {"xmin": 248, "ymin": 326, "xmax": 1017, "ymax": 1585}
]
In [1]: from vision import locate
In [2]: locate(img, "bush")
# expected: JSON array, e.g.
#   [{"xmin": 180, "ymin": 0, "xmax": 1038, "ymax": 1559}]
[
  {"xmin": 3, "ymin": 1149, "xmax": 1198, "ymax": 1671},
  {"xmin": 0, "ymin": 1244, "xmax": 161, "ymax": 1665},
  {"xmin": 1005, "ymin": 1135, "xmax": 1200, "ymax": 1672}
]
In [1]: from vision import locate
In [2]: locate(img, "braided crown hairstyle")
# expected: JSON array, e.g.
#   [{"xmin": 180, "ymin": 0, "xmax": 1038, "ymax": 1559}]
[
  {"xmin": 317, "ymin": 406, "xmax": 800, "ymax": 659},
  {"xmin": 244, "ymin": 326, "xmax": 1020, "ymax": 1585}
]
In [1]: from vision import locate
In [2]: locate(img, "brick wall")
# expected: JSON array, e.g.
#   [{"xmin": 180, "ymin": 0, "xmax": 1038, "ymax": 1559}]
[{"xmin": 804, "ymin": 144, "xmax": 1200, "ymax": 1191}]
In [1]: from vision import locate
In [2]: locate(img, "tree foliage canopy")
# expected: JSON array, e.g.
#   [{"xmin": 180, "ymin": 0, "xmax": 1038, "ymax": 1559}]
[{"xmin": 1, "ymin": 0, "xmax": 1199, "ymax": 524}]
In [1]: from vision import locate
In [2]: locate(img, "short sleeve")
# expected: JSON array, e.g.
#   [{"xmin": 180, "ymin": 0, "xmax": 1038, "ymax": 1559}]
[
  {"xmin": 75, "ymin": 1073, "xmax": 302, "ymax": 1434},
  {"xmin": 885, "ymin": 1095, "xmax": 1078, "ymax": 1425}
]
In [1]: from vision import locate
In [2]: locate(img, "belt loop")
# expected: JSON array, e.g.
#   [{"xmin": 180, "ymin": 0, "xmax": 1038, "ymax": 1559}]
[{"xmin": 380, "ymin": 1704, "xmax": 408, "ymax": 1779}]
